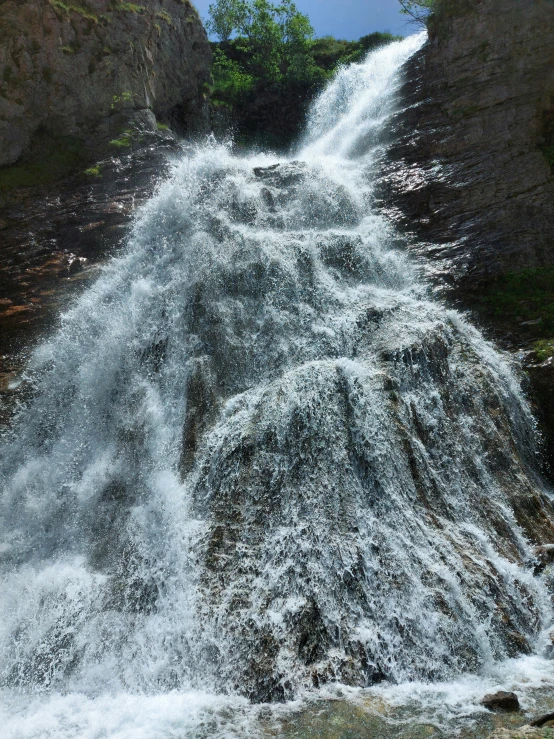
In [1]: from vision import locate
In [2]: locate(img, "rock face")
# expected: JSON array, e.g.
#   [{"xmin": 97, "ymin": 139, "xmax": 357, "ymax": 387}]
[
  {"xmin": 382, "ymin": 0, "xmax": 554, "ymax": 287},
  {"xmin": 380, "ymin": 0, "xmax": 554, "ymax": 475},
  {"xmin": 0, "ymin": 117, "xmax": 180, "ymax": 428},
  {"xmin": 488, "ymin": 729, "xmax": 554, "ymax": 739},
  {"xmin": 0, "ymin": 0, "xmax": 211, "ymax": 166}
]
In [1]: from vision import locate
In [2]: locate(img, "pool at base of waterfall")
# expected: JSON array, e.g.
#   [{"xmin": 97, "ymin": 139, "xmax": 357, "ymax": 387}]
[{"xmin": 3, "ymin": 655, "xmax": 554, "ymax": 739}]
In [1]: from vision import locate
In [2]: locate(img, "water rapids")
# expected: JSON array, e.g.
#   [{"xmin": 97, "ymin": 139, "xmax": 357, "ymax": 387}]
[{"xmin": 2, "ymin": 32, "xmax": 554, "ymax": 737}]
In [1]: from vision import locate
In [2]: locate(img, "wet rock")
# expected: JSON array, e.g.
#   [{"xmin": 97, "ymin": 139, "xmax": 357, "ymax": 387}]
[
  {"xmin": 526, "ymin": 360, "xmax": 554, "ymax": 481},
  {"xmin": 253, "ymin": 161, "xmax": 308, "ymax": 186},
  {"xmin": 381, "ymin": 0, "xmax": 554, "ymax": 288},
  {"xmin": 0, "ymin": 129, "xmax": 181, "ymax": 429},
  {"xmin": 488, "ymin": 729, "xmax": 550, "ymax": 739},
  {"xmin": 534, "ymin": 544, "xmax": 554, "ymax": 574},
  {"xmin": 481, "ymin": 691, "xmax": 520, "ymax": 712},
  {"xmin": 530, "ymin": 712, "xmax": 554, "ymax": 728}
]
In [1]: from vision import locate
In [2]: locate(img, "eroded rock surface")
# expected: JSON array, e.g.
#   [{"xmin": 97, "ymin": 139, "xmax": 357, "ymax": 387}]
[
  {"xmin": 382, "ymin": 0, "xmax": 554, "ymax": 286},
  {"xmin": 380, "ymin": 0, "xmax": 554, "ymax": 475},
  {"xmin": 0, "ymin": 0, "xmax": 211, "ymax": 166}
]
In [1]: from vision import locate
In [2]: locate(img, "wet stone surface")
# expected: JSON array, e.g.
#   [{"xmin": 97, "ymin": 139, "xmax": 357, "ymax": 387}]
[{"xmin": 0, "ymin": 130, "xmax": 180, "ymax": 428}]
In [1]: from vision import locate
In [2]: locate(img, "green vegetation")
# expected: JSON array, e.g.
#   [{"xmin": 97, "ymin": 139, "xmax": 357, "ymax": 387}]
[
  {"xmin": 311, "ymin": 33, "xmax": 400, "ymax": 73},
  {"xmin": 534, "ymin": 339, "xmax": 554, "ymax": 363},
  {"xmin": 156, "ymin": 10, "xmax": 173, "ymax": 24},
  {"xmin": 0, "ymin": 132, "xmax": 86, "ymax": 193},
  {"xmin": 156, "ymin": 123, "xmax": 170, "ymax": 131},
  {"xmin": 398, "ymin": 0, "xmax": 475, "ymax": 36},
  {"xmin": 398, "ymin": 0, "xmax": 435, "ymax": 26},
  {"xmin": 48, "ymin": 0, "xmax": 99, "ymax": 22},
  {"xmin": 109, "ymin": 132, "xmax": 133, "ymax": 147},
  {"xmin": 207, "ymin": 0, "xmax": 400, "ymax": 146},
  {"xmin": 110, "ymin": 91, "xmax": 134, "ymax": 110},
  {"xmin": 83, "ymin": 165, "xmax": 102, "ymax": 177},
  {"xmin": 115, "ymin": 3, "xmax": 145, "ymax": 12},
  {"xmin": 477, "ymin": 268, "xmax": 554, "ymax": 359}
]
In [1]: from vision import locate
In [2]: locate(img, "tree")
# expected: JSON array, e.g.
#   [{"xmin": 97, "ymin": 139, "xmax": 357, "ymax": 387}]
[
  {"xmin": 277, "ymin": 0, "xmax": 317, "ymax": 84},
  {"xmin": 398, "ymin": 0, "xmax": 436, "ymax": 27},
  {"xmin": 206, "ymin": 0, "xmax": 315, "ymax": 84},
  {"xmin": 206, "ymin": 0, "xmax": 248, "ymax": 42}
]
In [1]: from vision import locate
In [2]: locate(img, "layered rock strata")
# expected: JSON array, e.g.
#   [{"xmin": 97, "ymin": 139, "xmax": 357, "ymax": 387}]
[{"xmin": 380, "ymin": 0, "xmax": 554, "ymax": 474}]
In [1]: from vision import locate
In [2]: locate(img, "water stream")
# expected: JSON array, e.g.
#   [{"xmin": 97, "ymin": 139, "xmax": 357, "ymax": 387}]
[{"xmin": 2, "ymin": 33, "xmax": 554, "ymax": 738}]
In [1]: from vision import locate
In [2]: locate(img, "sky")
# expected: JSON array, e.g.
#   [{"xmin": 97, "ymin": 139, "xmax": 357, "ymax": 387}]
[{"xmin": 192, "ymin": 0, "xmax": 414, "ymax": 41}]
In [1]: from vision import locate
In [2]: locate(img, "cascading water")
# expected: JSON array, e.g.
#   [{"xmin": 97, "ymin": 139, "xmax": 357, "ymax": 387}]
[{"xmin": 2, "ymin": 33, "xmax": 554, "ymax": 738}]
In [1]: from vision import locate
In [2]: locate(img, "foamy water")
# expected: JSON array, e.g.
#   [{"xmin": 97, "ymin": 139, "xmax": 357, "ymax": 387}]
[{"xmin": 2, "ymin": 32, "xmax": 554, "ymax": 738}]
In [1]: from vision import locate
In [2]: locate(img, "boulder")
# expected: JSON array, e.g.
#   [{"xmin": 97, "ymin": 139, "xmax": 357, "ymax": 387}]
[{"xmin": 481, "ymin": 691, "xmax": 520, "ymax": 712}]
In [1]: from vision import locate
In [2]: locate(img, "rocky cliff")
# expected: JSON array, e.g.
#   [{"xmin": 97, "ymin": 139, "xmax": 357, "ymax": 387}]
[
  {"xmin": 0, "ymin": 0, "xmax": 211, "ymax": 166},
  {"xmin": 0, "ymin": 0, "xmax": 211, "ymax": 425},
  {"xmin": 382, "ymin": 0, "xmax": 554, "ymax": 286},
  {"xmin": 380, "ymin": 0, "xmax": 554, "ymax": 473}
]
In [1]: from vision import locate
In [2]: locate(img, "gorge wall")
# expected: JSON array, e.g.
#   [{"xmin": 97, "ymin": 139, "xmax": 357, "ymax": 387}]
[
  {"xmin": 0, "ymin": 0, "xmax": 211, "ymax": 166},
  {"xmin": 383, "ymin": 0, "xmax": 554, "ymax": 286},
  {"xmin": 0, "ymin": 0, "xmax": 211, "ymax": 425},
  {"xmin": 381, "ymin": 0, "xmax": 554, "ymax": 472}
]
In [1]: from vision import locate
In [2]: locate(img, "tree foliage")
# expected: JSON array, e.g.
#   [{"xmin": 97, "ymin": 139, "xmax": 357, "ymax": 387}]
[
  {"xmin": 398, "ymin": 0, "xmax": 436, "ymax": 26},
  {"xmin": 207, "ymin": 0, "xmax": 401, "ymax": 146},
  {"xmin": 206, "ymin": 0, "xmax": 248, "ymax": 42},
  {"xmin": 207, "ymin": 0, "xmax": 316, "ymax": 83}
]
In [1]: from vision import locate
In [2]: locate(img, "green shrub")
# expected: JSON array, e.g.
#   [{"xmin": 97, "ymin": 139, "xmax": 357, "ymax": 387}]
[
  {"xmin": 83, "ymin": 165, "xmax": 102, "ymax": 177},
  {"xmin": 110, "ymin": 91, "xmax": 134, "ymax": 110},
  {"xmin": 534, "ymin": 339, "xmax": 554, "ymax": 362},
  {"xmin": 210, "ymin": 48, "xmax": 255, "ymax": 106}
]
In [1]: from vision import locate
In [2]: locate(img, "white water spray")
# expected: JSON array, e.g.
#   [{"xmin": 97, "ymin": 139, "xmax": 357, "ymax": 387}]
[{"xmin": 1, "ymin": 33, "xmax": 553, "ymax": 737}]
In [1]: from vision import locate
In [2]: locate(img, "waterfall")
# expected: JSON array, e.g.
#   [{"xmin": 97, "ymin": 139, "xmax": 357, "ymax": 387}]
[{"xmin": 1, "ymin": 33, "xmax": 554, "ymax": 737}]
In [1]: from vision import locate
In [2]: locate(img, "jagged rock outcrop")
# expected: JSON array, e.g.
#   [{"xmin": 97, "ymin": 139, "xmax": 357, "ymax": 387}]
[
  {"xmin": 381, "ymin": 0, "xmax": 554, "ymax": 287},
  {"xmin": 0, "ymin": 0, "xmax": 211, "ymax": 166}
]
